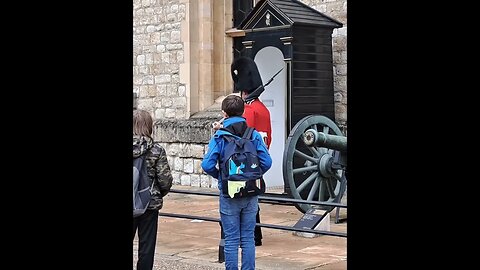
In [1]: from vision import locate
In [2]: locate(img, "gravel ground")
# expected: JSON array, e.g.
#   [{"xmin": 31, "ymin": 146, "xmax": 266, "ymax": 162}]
[{"xmin": 133, "ymin": 250, "xmax": 225, "ymax": 270}]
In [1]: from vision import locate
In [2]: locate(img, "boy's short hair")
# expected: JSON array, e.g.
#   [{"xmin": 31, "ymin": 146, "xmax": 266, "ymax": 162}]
[{"xmin": 222, "ymin": 95, "xmax": 244, "ymax": 117}]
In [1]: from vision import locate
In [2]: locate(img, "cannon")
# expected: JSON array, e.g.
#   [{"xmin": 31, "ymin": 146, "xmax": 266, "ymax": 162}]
[{"xmin": 282, "ymin": 115, "xmax": 347, "ymax": 213}]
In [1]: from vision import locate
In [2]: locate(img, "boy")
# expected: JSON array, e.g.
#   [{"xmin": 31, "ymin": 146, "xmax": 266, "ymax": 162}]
[
  {"xmin": 231, "ymin": 56, "xmax": 272, "ymax": 246},
  {"xmin": 202, "ymin": 95, "xmax": 272, "ymax": 270},
  {"xmin": 212, "ymin": 57, "xmax": 272, "ymax": 246}
]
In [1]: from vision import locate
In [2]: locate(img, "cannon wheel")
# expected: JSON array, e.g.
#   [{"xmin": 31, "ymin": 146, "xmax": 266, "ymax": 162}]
[{"xmin": 283, "ymin": 115, "xmax": 347, "ymax": 213}]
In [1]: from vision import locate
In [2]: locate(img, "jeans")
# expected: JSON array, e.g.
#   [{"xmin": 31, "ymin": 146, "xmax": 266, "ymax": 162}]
[{"xmin": 219, "ymin": 195, "xmax": 258, "ymax": 270}]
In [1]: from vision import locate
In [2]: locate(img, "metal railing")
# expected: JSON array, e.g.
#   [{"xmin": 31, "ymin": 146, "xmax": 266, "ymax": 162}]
[{"xmin": 159, "ymin": 188, "xmax": 347, "ymax": 262}]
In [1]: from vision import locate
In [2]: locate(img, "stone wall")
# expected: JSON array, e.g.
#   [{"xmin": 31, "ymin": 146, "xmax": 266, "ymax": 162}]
[
  {"xmin": 133, "ymin": 0, "xmax": 187, "ymax": 119},
  {"xmin": 154, "ymin": 127, "xmax": 214, "ymax": 188},
  {"xmin": 153, "ymin": 102, "xmax": 223, "ymax": 189}
]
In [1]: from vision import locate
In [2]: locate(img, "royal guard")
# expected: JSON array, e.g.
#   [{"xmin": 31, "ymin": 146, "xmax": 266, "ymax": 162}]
[{"xmin": 231, "ymin": 56, "xmax": 272, "ymax": 149}]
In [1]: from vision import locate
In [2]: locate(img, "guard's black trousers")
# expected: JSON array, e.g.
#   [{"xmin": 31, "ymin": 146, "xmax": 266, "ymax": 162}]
[
  {"xmin": 133, "ymin": 209, "xmax": 159, "ymax": 270},
  {"xmin": 255, "ymin": 206, "xmax": 262, "ymax": 242}
]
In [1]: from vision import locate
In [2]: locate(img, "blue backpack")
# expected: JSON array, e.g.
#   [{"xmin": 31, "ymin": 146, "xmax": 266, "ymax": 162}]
[
  {"xmin": 219, "ymin": 127, "xmax": 266, "ymax": 198},
  {"xmin": 133, "ymin": 154, "xmax": 154, "ymax": 217}
]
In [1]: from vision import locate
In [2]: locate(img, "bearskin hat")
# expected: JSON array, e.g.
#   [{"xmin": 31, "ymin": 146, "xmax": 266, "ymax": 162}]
[{"xmin": 231, "ymin": 56, "xmax": 263, "ymax": 94}]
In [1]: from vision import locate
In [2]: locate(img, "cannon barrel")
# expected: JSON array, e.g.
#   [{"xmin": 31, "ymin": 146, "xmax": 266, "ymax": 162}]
[{"xmin": 303, "ymin": 129, "xmax": 347, "ymax": 152}]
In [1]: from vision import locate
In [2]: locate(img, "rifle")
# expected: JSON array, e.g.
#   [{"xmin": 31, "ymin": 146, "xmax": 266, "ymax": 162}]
[{"xmin": 244, "ymin": 65, "xmax": 284, "ymax": 103}]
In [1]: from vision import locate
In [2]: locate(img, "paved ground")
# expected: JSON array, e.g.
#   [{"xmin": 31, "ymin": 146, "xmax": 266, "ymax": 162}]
[{"xmin": 133, "ymin": 185, "xmax": 347, "ymax": 270}]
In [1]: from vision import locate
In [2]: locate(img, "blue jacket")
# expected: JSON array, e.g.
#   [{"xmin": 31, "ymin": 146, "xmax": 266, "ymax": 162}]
[{"xmin": 201, "ymin": 116, "xmax": 272, "ymax": 192}]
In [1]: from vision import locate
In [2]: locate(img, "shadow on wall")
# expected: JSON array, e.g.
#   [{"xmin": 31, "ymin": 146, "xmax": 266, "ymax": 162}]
[{"xmin": 133, "ymin": 92, "xmax": 138, "ymax": 110}]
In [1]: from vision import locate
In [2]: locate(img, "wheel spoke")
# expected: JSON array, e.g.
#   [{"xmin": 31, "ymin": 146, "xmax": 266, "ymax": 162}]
[
  {"xmin": 293, "ymin": 165, "xmax": 317, "ymax": 175},
  {"xmin": 297, "ymin": 172, "xmax": 318, "ymax": 193},
  {"xmin": 331, "ymin": 171, "xmax": 343, "ymax": 182},
  {"xmin": 294, "ymin": 149, "xmax": 318, "ymax": 163},
  {"xmin": 306, "ymin": 175, "xmax": 321, "ymax": 201},
  {"xmin": 318, "ymin": 180, "xmax": 326, "ymax": 201},
  {"xmin": 324, "ymin": 177, "xmax": 336, "ymax": 198},
  {"xmin": 309, "ymin": 146, "xmax": 320, "ymax": 157},
  {"xmin": 323, "ymin": 125, "xmax": 329, "ymax": 134}
]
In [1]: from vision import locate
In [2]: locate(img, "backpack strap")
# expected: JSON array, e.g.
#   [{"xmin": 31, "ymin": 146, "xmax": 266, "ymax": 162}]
[
  {"xmin": 242, "ymin": 127, "xmax": 254, "ymax": 140},
  {"xmin": 139, "ymin": 152, "xmax": 155, "ymax": 191}
]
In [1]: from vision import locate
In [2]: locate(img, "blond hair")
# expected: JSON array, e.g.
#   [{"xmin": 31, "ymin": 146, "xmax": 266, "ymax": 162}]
[{"xmin": 133, "ymin": 109, "xmax": 153, "ymax": 138}]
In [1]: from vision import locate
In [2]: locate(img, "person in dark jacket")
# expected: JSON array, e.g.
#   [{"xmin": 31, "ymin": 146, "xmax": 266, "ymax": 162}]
[
  {"xmin": 202, "ymin": 95, "xmax": 272, "ymax": 270},
  {"xmin": 133, "ymin": 109, "xmax": 173, "ymax": 270}
]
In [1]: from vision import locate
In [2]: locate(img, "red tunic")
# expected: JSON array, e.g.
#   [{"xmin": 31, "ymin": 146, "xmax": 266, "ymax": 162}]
[{"xmin": 243, "ymin": 99, "xmax": 272, "ymax": 149}]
